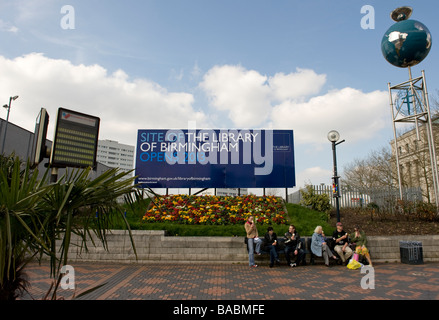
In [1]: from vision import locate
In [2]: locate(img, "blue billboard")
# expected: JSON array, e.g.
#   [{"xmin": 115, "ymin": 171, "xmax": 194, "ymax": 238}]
[{"xmin": 134, "ymin": 129, "xmax": 295, "ymax": 188}]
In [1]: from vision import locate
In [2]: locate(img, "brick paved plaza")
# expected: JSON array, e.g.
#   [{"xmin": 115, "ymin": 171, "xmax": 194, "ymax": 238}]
[{"xmin": 21, "ymin": 261, "xmax": 439, "ymax": 301}]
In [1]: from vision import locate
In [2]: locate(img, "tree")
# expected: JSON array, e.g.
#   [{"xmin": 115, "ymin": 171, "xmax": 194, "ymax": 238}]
[{"xmin": 342, "ymin": 146, "xmax": 397, "ymax": 192}]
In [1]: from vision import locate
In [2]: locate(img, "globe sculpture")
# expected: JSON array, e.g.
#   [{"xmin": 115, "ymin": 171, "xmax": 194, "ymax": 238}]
[
  {"xmin": 383, "ymin": 7, "xmax": 439, "ymax": 205},
  {"xmin": 381, "ymin": 7, "xmax": 432, "ymax": 68}
]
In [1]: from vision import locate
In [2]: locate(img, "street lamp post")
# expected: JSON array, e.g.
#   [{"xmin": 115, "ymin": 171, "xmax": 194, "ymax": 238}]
[
  {"xmin": 327, "ymin": 130, "xmax": 345, "ymax": 223},
  {"xmin": 1, "ymin": 95, "xmax": 19, "ymax": 155}
]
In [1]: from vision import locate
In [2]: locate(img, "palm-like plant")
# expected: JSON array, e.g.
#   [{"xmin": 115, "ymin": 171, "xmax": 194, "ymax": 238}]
[
  {"xmin": 1, "ymin": 154, "xmax": 140, "ymax": 300},
  {"xmin": 0, "ymin": 155, "xmax": 52, "ymax": 300},
  {"xmin": 41, "ymin": 166, "xmax": 139, "ymax": 300}
]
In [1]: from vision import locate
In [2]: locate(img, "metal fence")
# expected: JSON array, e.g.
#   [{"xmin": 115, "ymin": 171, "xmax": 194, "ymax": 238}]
[{"xmin": 287, "ymin": 185, "xmax": 422, "ymax": 212}]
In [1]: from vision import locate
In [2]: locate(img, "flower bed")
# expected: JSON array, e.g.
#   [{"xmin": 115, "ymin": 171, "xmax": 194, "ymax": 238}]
[{"xmin": 142, "ymin": 194, "xmax": 287, "ymax": 225}]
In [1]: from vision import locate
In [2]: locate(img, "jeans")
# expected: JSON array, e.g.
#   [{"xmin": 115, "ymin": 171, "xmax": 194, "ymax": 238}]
[
  {"xmin": 247, "ymin": 237, "xmax": 262, "ymax": 266},
  {"xmin": 266, "ymin": 245, "xmax": 279, "ymax": 264},
  {"xmin": 285, "ymin": 246, "xmax": 305, "ymax": 265}
]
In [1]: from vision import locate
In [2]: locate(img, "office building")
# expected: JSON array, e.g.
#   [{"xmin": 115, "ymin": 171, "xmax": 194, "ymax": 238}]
[{"xmin": 96, "ymin": 139, "xmax": 135, "ymax": 174}]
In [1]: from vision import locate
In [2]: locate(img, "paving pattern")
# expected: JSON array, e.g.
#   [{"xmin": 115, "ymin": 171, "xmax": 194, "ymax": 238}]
[{"xmin": 20, "ymin": 261, "xmax": 439, "ymax": 301}]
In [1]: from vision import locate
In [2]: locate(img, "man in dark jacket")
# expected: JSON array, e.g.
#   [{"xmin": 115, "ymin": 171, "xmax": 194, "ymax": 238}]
[
  {"xmin": 332, "ymin": 222, "xmax": 353, "ymax": 265},
  {"xmin": 264, "ymin": 227, "xmax": 281, "ymax": 268},
  {"xmin": 284, "ymin": 225, "xmax": 305, "ymax": 267}
]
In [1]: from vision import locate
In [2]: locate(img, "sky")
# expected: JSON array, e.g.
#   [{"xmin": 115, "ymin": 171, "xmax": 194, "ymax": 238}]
[{"xmin": 1, "ymin": 0, "xmax": 438, "ymax": 195}]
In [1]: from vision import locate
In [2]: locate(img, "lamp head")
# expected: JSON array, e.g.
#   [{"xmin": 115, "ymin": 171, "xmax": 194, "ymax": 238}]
[
  {"xmin": 11, "ymin": 95, "xmax": 19, "ymax": 101},
  {"xmin": 390, "ymin": 6, "xmax": 412, "ymax": 22},
  {"xmin": 327, "ymin": 130, "xmax": 340, "ymax": 143}
]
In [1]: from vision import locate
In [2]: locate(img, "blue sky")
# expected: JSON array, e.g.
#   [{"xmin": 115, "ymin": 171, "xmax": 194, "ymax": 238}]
[{"xmin": 1, "ymin": 0, "xmax": 438, "ymax": 194}]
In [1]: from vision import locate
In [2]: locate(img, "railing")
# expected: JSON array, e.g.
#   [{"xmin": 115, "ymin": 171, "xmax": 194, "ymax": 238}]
[{"xmin": 288, "ymin": 185, "xmax": 422, "ymax": 211}]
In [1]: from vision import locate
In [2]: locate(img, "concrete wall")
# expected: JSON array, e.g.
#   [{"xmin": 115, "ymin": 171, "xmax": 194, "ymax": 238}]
[
  {"xmin": 62, "ymin": 230, "xmax": 248, "ymax": 264},
  {"xmin": 368, "ymin": 235, "xmax": 439, "ymax": 263},
  {"xmin": 61, "ymin": 230, "xmax": 439, "ymax": 264}
]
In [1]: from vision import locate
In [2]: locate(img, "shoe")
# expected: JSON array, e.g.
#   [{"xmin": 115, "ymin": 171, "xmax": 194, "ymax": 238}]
[
  {"xmin": 250, "ymin": 264, "xmax": 258, "ymax": 268},
  {"xmin": 256, "ymin": 252, "xmax": 261, "ymax": 255},
  {"xmin": 269, "ymin": 263, "xmax": 274, "ymax": 268},
  {"xmin": 290, "ymin": 263, "xmax": 297, "ymax": 268},
  {"xmin": 275, "ymin": 259, "xmax": 280, "ymax": 265}
]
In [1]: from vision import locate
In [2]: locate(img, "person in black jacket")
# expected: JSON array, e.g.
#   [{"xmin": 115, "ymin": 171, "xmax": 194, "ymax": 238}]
[
  {"xmin": 284, "ymin": 225, "xmax": 305, "ymax": 267},
  {"xmin": 332, "ymin": 222, "xmax": 353, "ymax": 265},
  {"xmin": 263, "ymin": 227, "xmax": 281, "ymax": 268}
]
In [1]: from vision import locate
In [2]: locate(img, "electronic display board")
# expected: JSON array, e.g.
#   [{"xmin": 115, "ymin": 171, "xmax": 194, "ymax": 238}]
[{"xmin": 50, "ymin": 108, "xmax": 100, "ymax": 168}]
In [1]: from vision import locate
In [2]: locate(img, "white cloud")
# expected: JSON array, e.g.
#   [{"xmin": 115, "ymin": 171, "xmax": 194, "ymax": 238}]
[
  {"xmin": 199, "ymin": 64, "xmax": 388, "ymax": 146},
  {"xmin": 199, "ymin": 65, "xmax": 272, "ymax": 127},
  {"xmin": 1, "ymin": 54, "xmax": 390, "ymax": 186},
  {"xmin": 270, "ymin": 87, "xmax": 388, "ymax": 145},
  {"xmin": 269, "ymin": 68, "xmax": 326, "ymax": 101},
  {"xmin": 0, "ymin": 53, "xmax": 208, "ymax": 146},
  {"xmin": 0, "ymin": 19, "xmax": 18, "ymax": 33},
  {"xmin": 297, "ymin": 167, "xmax": 333, "ymax": 187}
]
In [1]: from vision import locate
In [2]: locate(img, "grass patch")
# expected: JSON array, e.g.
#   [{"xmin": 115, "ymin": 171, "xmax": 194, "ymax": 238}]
[
  {"xmin": 286, "ymin": 203, "xmax": 334, "ymax": 236},
  {"xmin": 115, "ymin": 198, "xmax": 332, "ymax": 237}
]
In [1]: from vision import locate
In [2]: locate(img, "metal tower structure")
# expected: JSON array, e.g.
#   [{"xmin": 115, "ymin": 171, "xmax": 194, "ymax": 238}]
[{"xmin": 382, "ymin": 7, "xmax": 437, "ymax": 203}]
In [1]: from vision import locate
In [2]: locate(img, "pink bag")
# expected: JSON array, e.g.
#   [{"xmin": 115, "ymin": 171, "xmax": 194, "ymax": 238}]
[{"xmin": 353, "ymin": 253, "xmax": 359, "ymax": 261}]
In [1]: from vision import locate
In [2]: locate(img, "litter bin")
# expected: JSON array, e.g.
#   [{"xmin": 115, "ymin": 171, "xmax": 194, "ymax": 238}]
[{"xmin": 399, "ymin": 241, "xmax": 423, "ymax": 265}]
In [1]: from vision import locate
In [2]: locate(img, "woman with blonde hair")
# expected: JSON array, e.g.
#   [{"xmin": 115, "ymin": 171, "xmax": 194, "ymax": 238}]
[{"xmin": 311, "ymin": 226, "xmax": 338, "ymax": 267}]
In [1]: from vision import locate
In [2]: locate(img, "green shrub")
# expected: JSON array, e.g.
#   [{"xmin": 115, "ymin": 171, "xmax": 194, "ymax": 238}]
[
  {"xmin": 299, "ymin": 185, "xmax": 331, "ymax": 216},
  {"xmin": 414, "ymin": 201, "xmax": 438, "ymax": 221}
]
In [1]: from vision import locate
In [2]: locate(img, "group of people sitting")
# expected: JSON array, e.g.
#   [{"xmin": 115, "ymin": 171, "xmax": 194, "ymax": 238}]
[{"xmin": 245, "ymin": 215, "xmax": 373, "ymax": 268}]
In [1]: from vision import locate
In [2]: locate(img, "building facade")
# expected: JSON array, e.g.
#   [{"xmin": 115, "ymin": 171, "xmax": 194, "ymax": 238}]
[
  {"xmin": 390, "ymin": 120, "xmax": 439, "ymax": 202},
  {"xmin": 199, "ymin": 188, "xmax": 248, "ymax": 197},
  {"xmin": 96, "ymin": 139, "xmax": 135, "ymax": 174}
]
